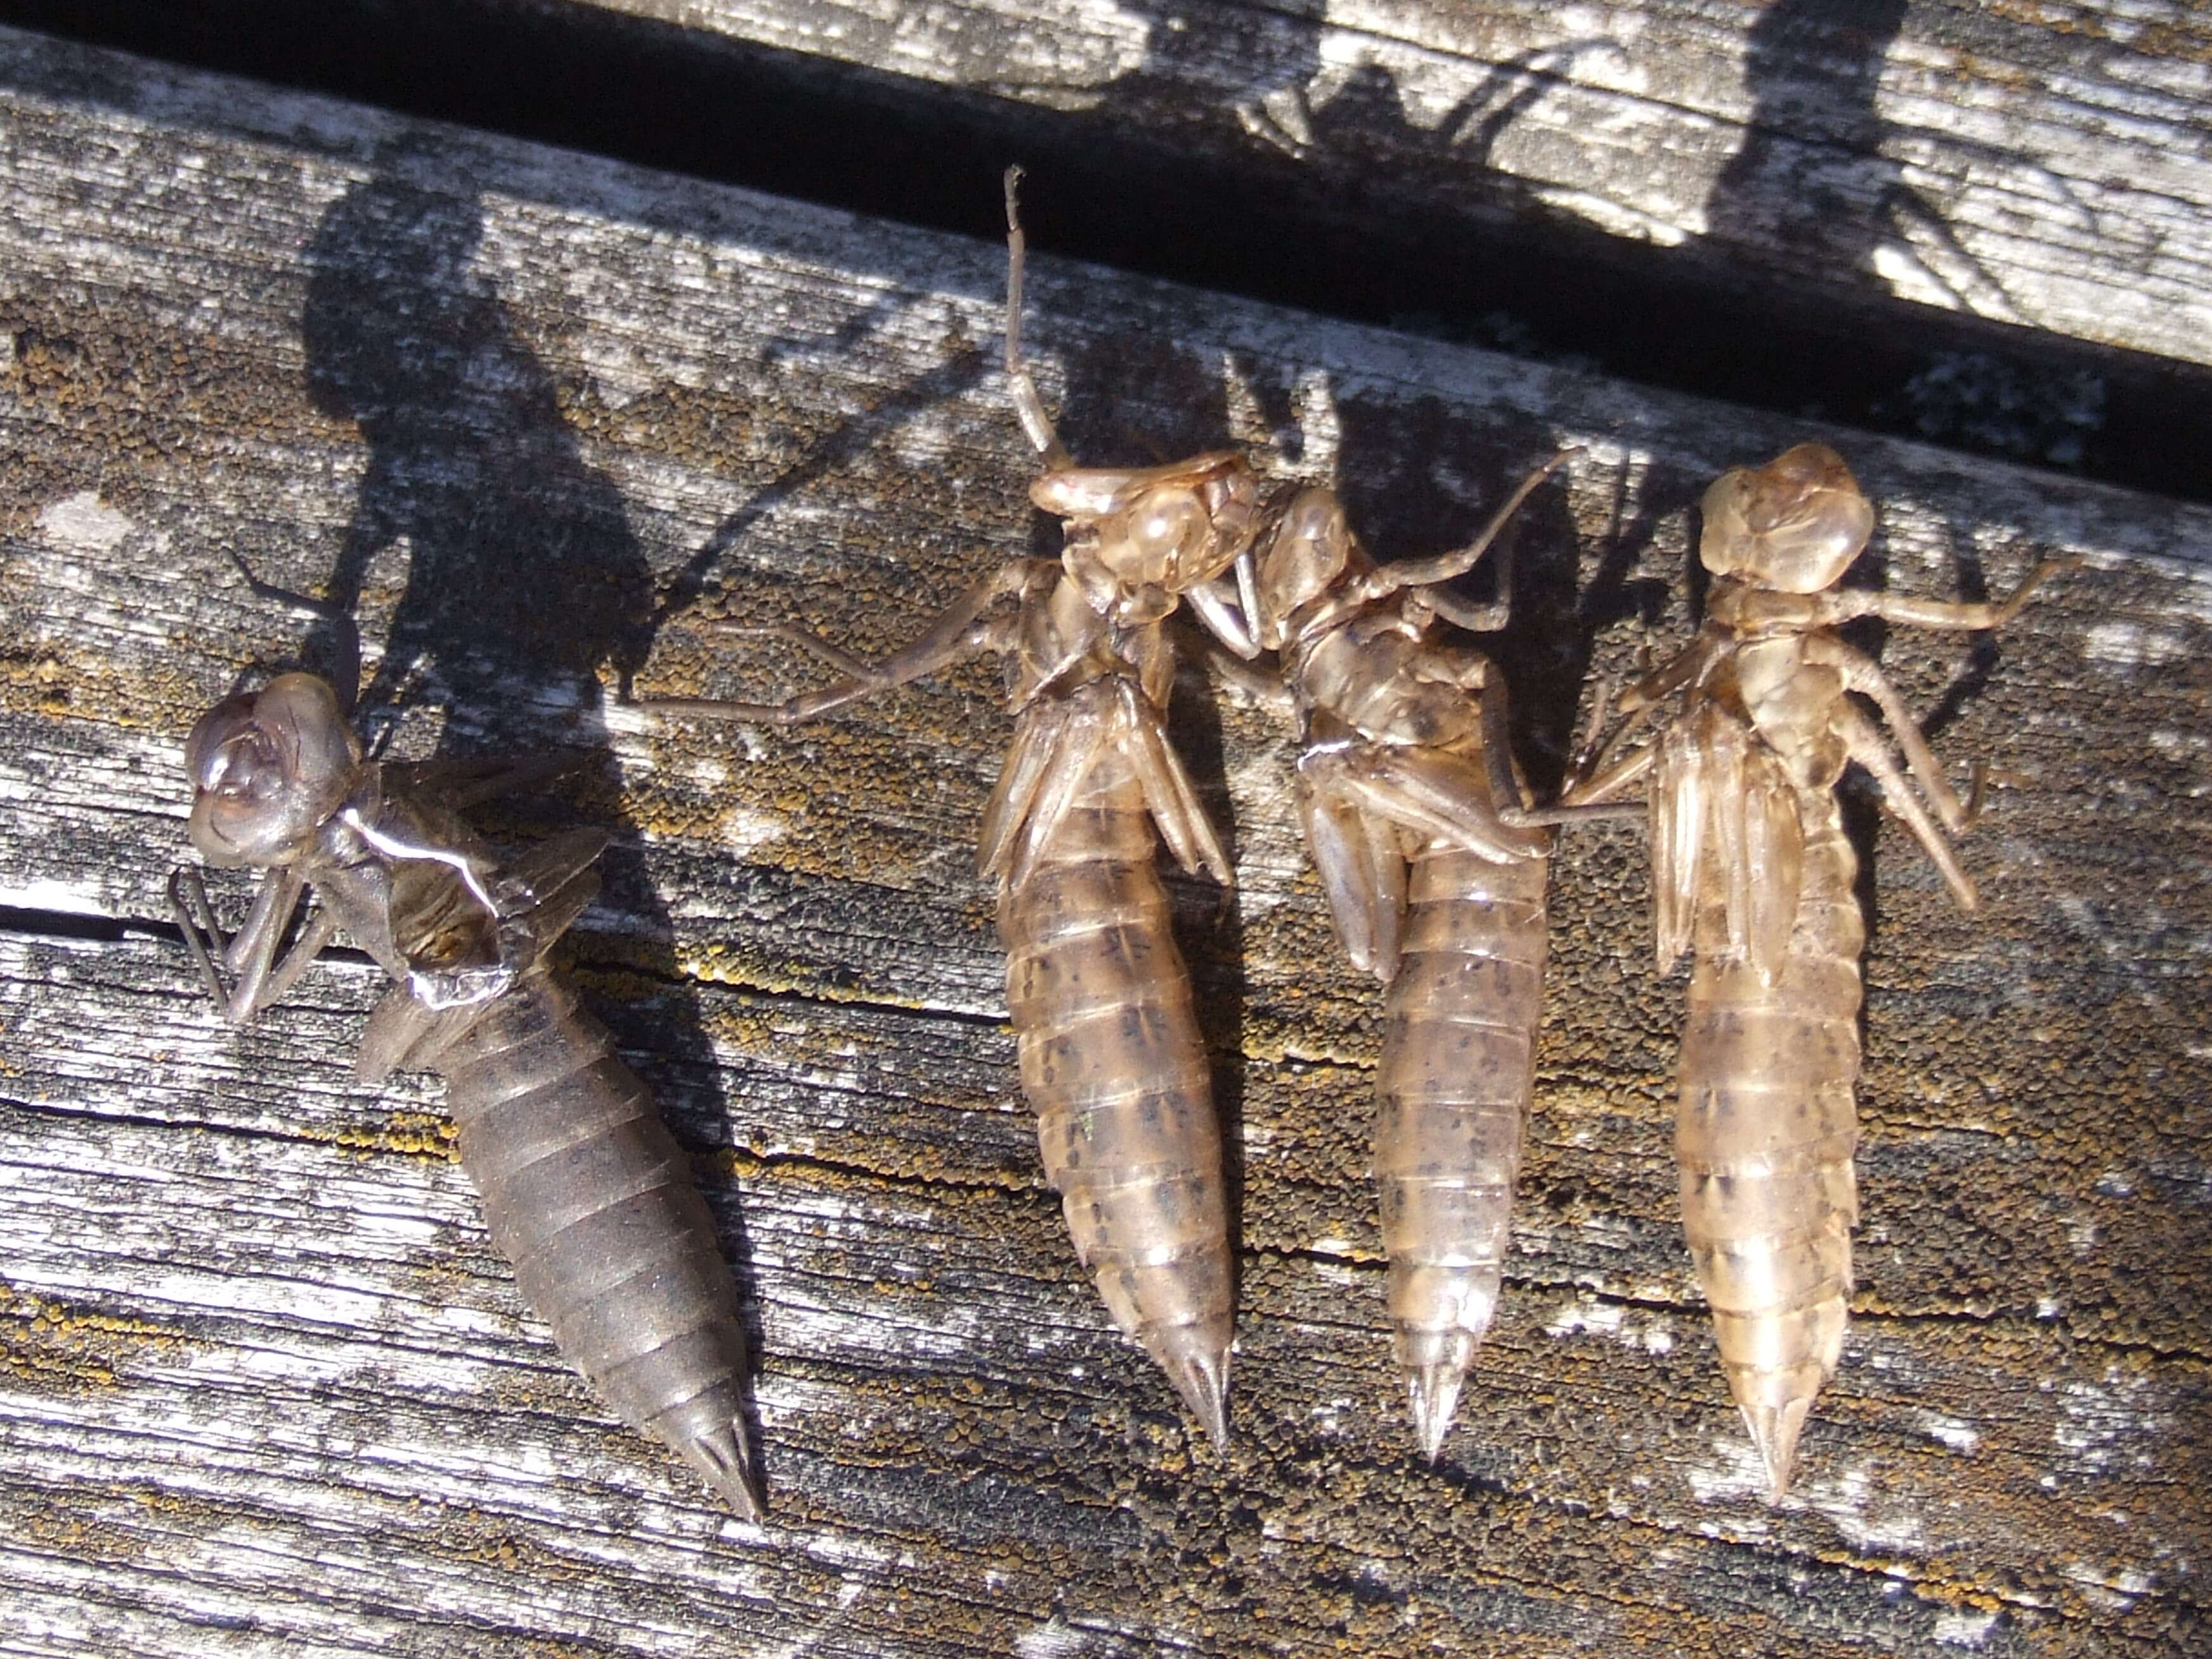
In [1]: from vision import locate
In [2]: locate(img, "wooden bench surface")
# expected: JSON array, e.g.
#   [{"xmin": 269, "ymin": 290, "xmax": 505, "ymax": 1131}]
[
  {"xmin": 575, "ymin": 0, "xmax": 2212, "ymax": 374},
  {"xmin": 0, "ymin": 22, "xmax": 2207, "ymax": 1658}
]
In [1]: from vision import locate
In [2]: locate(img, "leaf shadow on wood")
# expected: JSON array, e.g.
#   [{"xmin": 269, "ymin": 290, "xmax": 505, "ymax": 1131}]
[{"xmin": 294, "ymin": 146, "xmax": 772, "ymax": 1502}]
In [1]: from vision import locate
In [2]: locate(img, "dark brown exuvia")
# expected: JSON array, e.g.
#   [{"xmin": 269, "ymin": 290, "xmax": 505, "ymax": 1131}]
[{"xmin": 169, "ymin": 576, "xmax": 762, "ymax": 1520}]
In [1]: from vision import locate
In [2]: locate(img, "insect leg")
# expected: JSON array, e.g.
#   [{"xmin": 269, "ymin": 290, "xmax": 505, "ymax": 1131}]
[
  {"xmin": 226, "ymin": 552, "xmax": 364, "ymax": 717},
  {"xmin": 1562, "ymin": 629, "xmax": 1727, "ymax": 800},
  {"xmin": 1121, "ymin": 682, "xmax": 1235, "ymax": 889},
  {"xmin": 1819, "ymin": 557, "xmax": 2078, "ymax": 632},
  {"xmin": 1003, "ymin": 166, "xmax": 1074, "ymax": 471},
  {"xmin": 705, "ymin": 621, "xmax": 882, "ymax": 681},
  {"xmin": 169, "ymin": 867, "xmax": 236, "ymax": 1012},
  {"xmin": 1561, "ymin": 736, "xmax": 1658, "ymax": 810},
  {"xmin": 641, "ymin": 561, "xmax": 1037, "ymax": 725},
  {"xmin": 1809, "ymin": 635, "xmax": 1972, "ymax": 834},
  {"xmin": 1183, "ymin": 565, "xmax": 1265, "ymax": 663},
  {"xmin": 1173, "ymin": 614, "xmax": 1291, "ymax": 713},
  {"xmin": 1422, "ymin": 533, "xmax": 1514, "ymax": 635},
  {"xmin": 169, "ymin": 864, "xmax": 337, "ymax": 1024},
  {"xmin": 1833, "ymin": 699, "xmax": 1979, "ymax": 911},
  {"xmin": 1325, "ymin": 745, "xmax": 1552, "ymax": 864},
  {"xmin": 1474, "ymin": 678, "xmax": 1643, "ymax": 828},
  {"xmin": 1359, "ymin": 448, "xmax": 1579, "ymax": 600},
  {"xmin": 1294, "ymin": 747, "xmax": 1407, "ymax": 979}
]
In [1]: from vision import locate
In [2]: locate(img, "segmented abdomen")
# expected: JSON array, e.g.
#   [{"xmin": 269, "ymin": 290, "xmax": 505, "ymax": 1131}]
[
  {"xmin": 999, "ymin": 734, "xmax": 1233, "ymax": 1443},
  {"xmin": 433, "ymin": 971, "xmax": 756, "ymax": 1512},
  {"xmin": 1375, "ymin": 842, "xmax": 1548, "ymax": 1454},
  {"xmin": 1678, "ymin": 781, "xmax": 1862, "ymax": 1487}
]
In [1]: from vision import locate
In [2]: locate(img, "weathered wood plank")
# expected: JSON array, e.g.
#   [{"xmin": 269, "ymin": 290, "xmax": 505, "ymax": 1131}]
[
  {"xmin": 570, "ymin": 0, "xmax": 2212, "ymax": 381},
  {"xmin": 0, "ymin": 24, "xmax": 2207, "ymax": 1658}
]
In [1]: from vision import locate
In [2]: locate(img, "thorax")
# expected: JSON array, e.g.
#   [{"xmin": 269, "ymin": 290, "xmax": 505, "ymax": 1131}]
[
  {"xmin": 301, "ymin": 767, "xmax": 514, "ymax": 999},
  {"xmin": 1717, "ymin": 624, "xmax": 1848, "ymax": 793},
  {"xmin": 1289, "ymin": 602, "xmax": 1483, "ymax": 753}
]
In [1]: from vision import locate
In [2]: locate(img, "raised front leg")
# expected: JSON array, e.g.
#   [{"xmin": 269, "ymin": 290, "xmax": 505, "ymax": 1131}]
[
  {"xmin": 1819, "ymin": 557, "xmax": 2078, "ymax": 632},
  {"xmin": 1002, "ymin": 166, "xmax": 1074, "ymax": 471},
  {"xmin": 1183, "ymin": 560, "xmax": 1265, "ymax": 663},
  {"xmin": 1360, "ymin": 448, "xmax": 1578, "ymax": 602},
  {"xmin": 227, "ymin": 553, "xmax": 365, "ymax": 716},
  {"xmin": 1419, "ymin": 535, "xmax": 1514, "ymax": 635}
]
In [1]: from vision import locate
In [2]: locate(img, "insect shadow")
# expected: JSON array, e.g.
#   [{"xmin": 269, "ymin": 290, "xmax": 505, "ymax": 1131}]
[{"xmin": 296, "ymin": 151, "xmax": 769, "ymax": 1456}]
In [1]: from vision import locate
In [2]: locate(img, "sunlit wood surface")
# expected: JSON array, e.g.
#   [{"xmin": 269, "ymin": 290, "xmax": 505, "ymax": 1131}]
[
  {"xmin": 578, "ymin": 0, "xmax": 2212, "ymax": 374},
  {"xmin": 0, "ymin": 24, "xmax": 2206, "ymax": 1658}
]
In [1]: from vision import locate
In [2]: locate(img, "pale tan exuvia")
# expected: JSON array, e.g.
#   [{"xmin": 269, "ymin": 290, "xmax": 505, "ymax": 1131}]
[
  {"xmin": 1567, "ymin": 444, "xmax": 2071, "ymax": 1496},
  {"xmin": 639, "ymin": 172, "xmax": 1246, "ymax": 1443},
  {"xmin": 171, "ymin": 582, "xmax": 763, "ymax": 1519},
  {"xmin": 1011, "ymin": 167, "xmax": 1654, "ymax": 1456},
  {"xmin": 653, "ymin": 172, "xmax": 1627, "ymax": 1457},
  {"xmin": 1032, "ymin": 405, "xmax": 1613, "ymax": 1464},
  {"xmin": 1154, "ymin": 448, "xmax": 1636, "ymax": 1459},
  {"xmin": 990, "ymin": 175, "xmax": 1628, "ymax": 1457}
]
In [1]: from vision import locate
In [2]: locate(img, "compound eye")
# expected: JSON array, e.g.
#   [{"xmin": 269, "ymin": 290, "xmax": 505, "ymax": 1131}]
[
  {"xmin": 1119, "ymin": 487, "xmax": 1207, "ymax": 583},
  {"xmin": 184, "ymin": 697, "xmax": 273, "ymax": 796}
]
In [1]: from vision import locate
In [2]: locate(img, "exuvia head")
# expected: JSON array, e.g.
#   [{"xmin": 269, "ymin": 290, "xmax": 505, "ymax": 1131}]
[
  {"xmin": 1700, "ymin": 443, "xmax": 1875, "ymax": 596},
  {"xmin": 184, "ymin": 672, "xmax": 362, "ymax": 867},
  {"xmin": 1033, "ymin": 452, "xmax": 1259, "ymax": 620},
  {"xmin": 1251, "ymin": 487, "xmax": 1358, "ymax": 649}
]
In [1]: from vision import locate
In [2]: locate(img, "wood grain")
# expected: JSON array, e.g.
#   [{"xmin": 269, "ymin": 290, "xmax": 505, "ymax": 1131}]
[
  {"xmin": 571, "ymin": 0, "xmax": 2212, "ymax": 379},
  {"xmin": 0, "ymin": 23, "xmax": 2207, "ymax": 1657}
]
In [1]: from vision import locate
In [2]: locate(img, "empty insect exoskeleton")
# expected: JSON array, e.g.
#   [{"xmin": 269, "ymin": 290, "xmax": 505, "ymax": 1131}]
[
  {"xmin": 647, "ymin": 560, "xmax": 1239, "ymax": 1446},
  {"xmin": 1565, "ymin": 444, "xmax": 2072, "ymax": 1496},
  {"xmin": 639, "ymin": 182, "xmax": 1248, "ymax": 1444},
  {"xmin": 170, "ymin": 573, "xmax": 763, "ymax": 1518},
  {"xmin": 1167, "ymin": 452, "xmax": 1630, "ymax": 1458},
  {"xmin": 991, "ymin": 171, "xmax": 1628, "ymax": 1456}
]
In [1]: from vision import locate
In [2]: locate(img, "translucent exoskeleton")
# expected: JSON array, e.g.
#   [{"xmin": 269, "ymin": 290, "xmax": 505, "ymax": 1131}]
[
  {"xmin": 1165, "ymin": 454, "xmax": 1632, "ymax": 1459},
  {"xmin": 994, "ymin": 169, "xmax": 1625, "ymax": 1457},
  {"xmin": 1565, "ymin": 443, "xmax": 2073, "ymax": 1497},
  {"xmin": 638, "ymin": 179, "xmax": 1251, "ymax": 1445},
  {"xmin": 169, "ymin": 568, "xmax": 763, "ymax": 1519}
]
